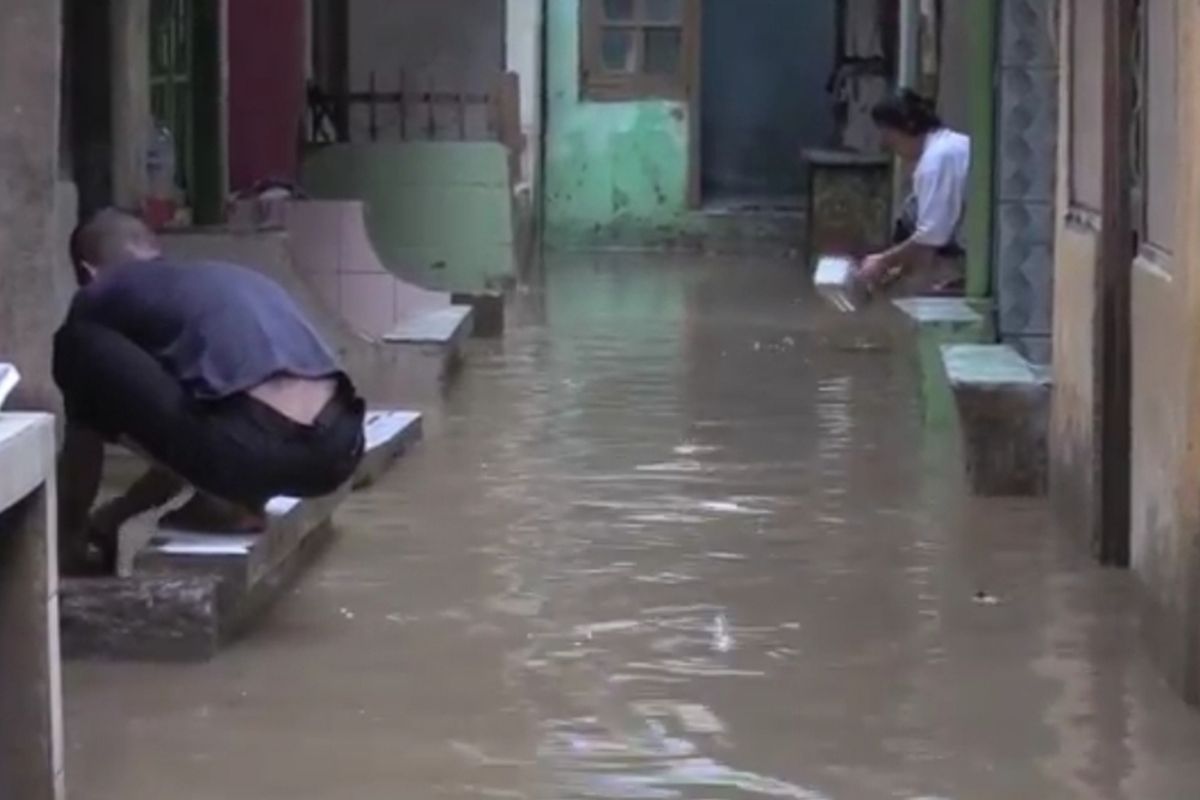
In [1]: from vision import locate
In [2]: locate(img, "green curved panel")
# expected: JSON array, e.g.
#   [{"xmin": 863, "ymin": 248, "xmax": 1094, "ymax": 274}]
[{"xmin": 302, "ymin": 142, "xmax": 515, "ymax": 293}]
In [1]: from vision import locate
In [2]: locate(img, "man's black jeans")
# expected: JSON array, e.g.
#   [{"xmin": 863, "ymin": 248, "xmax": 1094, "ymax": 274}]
[{"xmin": 53, "ymin": 319, "xmax": 365, "ymax": 508}]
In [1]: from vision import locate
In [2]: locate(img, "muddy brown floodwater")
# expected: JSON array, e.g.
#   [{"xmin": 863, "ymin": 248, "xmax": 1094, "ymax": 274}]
[{"xmin": 67, "ymin": 254, "xmax": 1200, "ymax": 799}]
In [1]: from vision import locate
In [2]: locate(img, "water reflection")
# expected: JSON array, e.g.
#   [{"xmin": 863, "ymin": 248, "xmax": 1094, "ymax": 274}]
[{"xmin": 65, "ymin": 255, "xmax": 1200, "ymax": 800}]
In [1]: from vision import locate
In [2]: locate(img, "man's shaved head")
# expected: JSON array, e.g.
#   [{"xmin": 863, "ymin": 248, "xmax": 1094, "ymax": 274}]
[{"xmin": 69, "ymin": 208, "xmax": 161, "ymax": 285}]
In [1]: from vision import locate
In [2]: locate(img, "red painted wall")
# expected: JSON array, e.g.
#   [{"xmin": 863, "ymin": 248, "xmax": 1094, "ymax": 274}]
[{"xmin": 227, "ymin": 0, "xmax": 306, "ymax": 191}]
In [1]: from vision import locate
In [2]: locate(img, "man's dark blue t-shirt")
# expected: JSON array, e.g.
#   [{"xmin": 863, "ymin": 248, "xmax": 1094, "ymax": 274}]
[{"xmin": 68, "ymin": 258, "xmax": 340, "ymax": 399}]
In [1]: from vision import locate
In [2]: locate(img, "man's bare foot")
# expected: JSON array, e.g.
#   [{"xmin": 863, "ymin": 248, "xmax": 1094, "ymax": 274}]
[{"xmin": 159, "ymin": 493, "xmax": 267, "ymax": 533}]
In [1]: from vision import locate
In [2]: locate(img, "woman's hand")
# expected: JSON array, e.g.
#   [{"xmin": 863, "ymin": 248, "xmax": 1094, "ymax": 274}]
[{"xmin": 857, "ymin": 253, "xmax": 892, "ymax": 289}]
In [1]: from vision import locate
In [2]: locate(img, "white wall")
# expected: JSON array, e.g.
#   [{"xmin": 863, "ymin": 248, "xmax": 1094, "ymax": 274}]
[
  {"xmin": 346, "ymin": 0, "xmax": 544, "ymax": 205},
  {"xmin": 506, "ymin": 0, "xmax": 544, "ymax": 193},
  {"xmin": 348, "ymin": 0, "xmax": 505, "ymax": 142},
  {"xmin": 937, "ymin": 0, "xmax": 970, "ymax": 132}
]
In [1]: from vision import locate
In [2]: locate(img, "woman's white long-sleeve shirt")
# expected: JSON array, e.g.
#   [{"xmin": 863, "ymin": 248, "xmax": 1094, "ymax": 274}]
[{"xmin": 909, "ymin": 128, "xmax": 971, "ymax": 249}]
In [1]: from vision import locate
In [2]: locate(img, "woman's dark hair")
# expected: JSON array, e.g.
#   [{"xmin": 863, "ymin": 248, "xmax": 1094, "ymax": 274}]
[{"xmin": 871, "ymin": 89, "xmax": 942, "ymax": 136}]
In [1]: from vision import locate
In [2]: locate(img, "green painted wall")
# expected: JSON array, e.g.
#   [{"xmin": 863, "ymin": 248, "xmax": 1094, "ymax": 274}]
[
  {"xmin": 914, "ymin": 315, "xmax": 992, "ymax": 430},
  {"xmin": 964, "ymin": 0, "xmax": 996, "ymax": 300},
  {"xmin": 302, "ymin": 142, "xmax": 516, "ymax": 294},
  {"xmin": 544, "ymin": 0, "xmax": 693, "ymax": 248}
]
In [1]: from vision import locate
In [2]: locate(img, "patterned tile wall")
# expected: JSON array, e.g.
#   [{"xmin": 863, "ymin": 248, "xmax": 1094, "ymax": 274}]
[{"xmin": 993, "ymin": 0, "xmax": 1060, "ymax": 363}]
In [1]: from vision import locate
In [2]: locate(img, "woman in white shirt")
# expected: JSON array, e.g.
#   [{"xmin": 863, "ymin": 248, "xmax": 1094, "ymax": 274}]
[{"xmin": 858, "ymin": 90, "xmax": 971, "ymax": 295}]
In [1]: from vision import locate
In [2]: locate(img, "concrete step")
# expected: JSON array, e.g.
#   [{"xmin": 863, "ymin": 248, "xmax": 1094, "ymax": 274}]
[
  {"xmin": 892, "ymin": 298, "xmax": 993, "ymax": 430},
  {"xmin": 451, "ymin": 291, "xmax": 506, "ymax": 338},
  {"xmin": 60, "ymin": 575, "xmax": 223, "ymax": 661},
  {"xmin": 134, "ymin": 490, "xmax": 349, "ymax": 597},
  {"xmin": 893, "ymin": 297, "xmax": 987, "ymax": 329},
  {"xmin": 385, "ymin": 305, "xmax": 474, "ymax": 346},
  {"xmin": 942, "ymin": 344, "xmax": 1053, "ymax": 496},
  {"xmin": 384, "ymin": 305, "xmax": 475, "ymax": 388},
  {"xmin": 0, "ymin": 412, "xmax": 63, "ymax": 800},
  {"xmin": 356, "ymin": 410, "xmax": 422, "ymax": 488},
  {"xmin": 60, "ymin": 409, "xmax": 422, "ymax": 661}
]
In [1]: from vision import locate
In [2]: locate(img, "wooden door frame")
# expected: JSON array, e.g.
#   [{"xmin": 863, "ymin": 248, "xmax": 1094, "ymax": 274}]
[
  {"xmin": 1093, "ymin": 0, "xmax": 1135, "ymax": 566},
  {"xmin": 191, "ymin": 0, "xmax": 222, "ymax": 224},
  {"xmin": 686, "ymin": 0, "xmax": 841, "ymax": 208},
  {"xmin": 147, "ymin": 0, "xmax": 223, "ymax": 224},
  {"xmin": 686, "ymin": 0, "xmax": 702, "ymax": 207}
]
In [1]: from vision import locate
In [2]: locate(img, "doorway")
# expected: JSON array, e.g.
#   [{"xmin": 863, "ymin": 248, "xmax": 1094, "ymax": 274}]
[
  {"xmin": 699, "ymin": 0, "xmax": 837, "ymax": 207},
  {"xmin": 62, "ymin": 0, "xmax": 115, "ymax": 217},
  {"xmin": 149, "ymin": 0, "xmax": 223, "ymax": 224}
]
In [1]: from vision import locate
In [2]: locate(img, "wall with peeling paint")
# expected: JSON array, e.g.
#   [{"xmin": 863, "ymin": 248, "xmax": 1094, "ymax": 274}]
[{"xmin": 543, "ymin": 1, "xmax": 692, "ymax": 249}]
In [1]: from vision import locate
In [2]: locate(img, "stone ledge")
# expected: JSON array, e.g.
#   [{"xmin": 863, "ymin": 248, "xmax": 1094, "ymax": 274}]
[
  {"xmin": 0, "ymin": 414, "xmax": 55, "ymax": 514},
  {"xmin": 942, "ymin": 344, "xmax": 1053, "ymax": 496},
  {"xmin": 61, "ymin": 409, "xmax": 421, "ymax": 661},
  {"xmin": 356, "ymin": 410, "xmax": 422, "ymax": 488},
  {"xmin": 60, "ymin": 523, "xmax": 337, "ymax": 661},
  {"xmin": 60, "ymin": 575, "xmax": 222, "ymax": 661},
  {"xmin": 943, "ymin": 343, "xmax": 1051, "ymax": 389},
  {"xmin": 892, "ymin": 297, "xmax": 986, "ymax": 329},
  {"xmin": 451, "ymin": 291, "xmax": 505, "ymax": 338},
  {"xmin": 382, "ymin": 306, "xmax": 474, "ymax": 386},
  {"xmin": 892, "ymin": 299, "xmax": 992, "ymax": 430},
  {"xmin": 0, "ymin": 412, "xmax": 62, "ymax": 799},
  {"xmin": 133, "ymin": 488, "xmax": 349, "ymax": 595},
  {"xmin": 384, "ymin": 305, "xmax": 474, "ymax": 347}
]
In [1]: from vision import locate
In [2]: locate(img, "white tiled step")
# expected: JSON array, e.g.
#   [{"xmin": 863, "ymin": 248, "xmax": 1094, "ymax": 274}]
[
  {"xmin": 356, "ymin": 409, "xmax": 422, "ymax": 487},
  {"xmin": 131, "ymin": 410, "xmax": 421, "ymax": 591},
  {"xmin": 133, "ymin": 488, "xmax": 348, "ymax": 591},
  {"xmin": 384, "ymin": 305, "xmax": 474, "ymax": 346}
]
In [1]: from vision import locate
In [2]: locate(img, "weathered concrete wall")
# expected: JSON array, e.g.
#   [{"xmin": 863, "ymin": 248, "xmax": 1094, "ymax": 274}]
[
  {"xmin": 228, "ymin": 0, "xmax": 306, "ymax": 190},
  {"xmin": 348, "ymin": 0, "xmax": 505, "ymax": 142},
  {"xmin": 543, "ymin": 0, "xmax": 691, "ymax": 248},
  {"xmin": 937, "ymin": 0, "xmax": 970, "ymax": 133},
  {"xmin": 1049, "ymin": 218, "xmax": 1097, "ymax": 541},
  {"xmin": 302, "ymin": 142, "xmax": 516, "ymax": 294},
  {"xmin": 1130, "ymin": 255, "xmax": 1189, "ymax": 694},
  {"xmin": 110, "ymin": 0, "xmax": 150, "ymax": 209},
  {"xmin": 0, "ymin": 0, "xmax": 67, "ymax": 412},
  {"xmin": 1135, "ymin": 1, "xmax": 1200, "ymax": 703},
  {"xmin": 350, "ymin": 0, "xmax": 504, "ymax": 88}
]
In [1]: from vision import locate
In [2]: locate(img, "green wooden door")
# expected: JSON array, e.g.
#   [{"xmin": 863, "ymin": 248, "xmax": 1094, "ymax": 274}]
[{"xmin": 149, "ymin": 0, "xmax": 221, "ymax": 224}]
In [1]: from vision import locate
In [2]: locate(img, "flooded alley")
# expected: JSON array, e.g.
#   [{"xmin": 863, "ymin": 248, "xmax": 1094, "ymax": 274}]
[{"xmin": 62, "ymin": 256, "xmax": 1200, "ymax": 799}]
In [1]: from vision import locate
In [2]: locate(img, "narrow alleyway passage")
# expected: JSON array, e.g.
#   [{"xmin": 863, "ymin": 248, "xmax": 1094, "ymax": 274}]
[{"xmin": 67, "ymin": 256, "xmax": 1200, "ymax": 799}]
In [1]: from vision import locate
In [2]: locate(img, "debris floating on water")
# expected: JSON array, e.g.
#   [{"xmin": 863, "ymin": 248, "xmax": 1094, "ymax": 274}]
[{"xmin": 972, "ymin": 592, "xmax": 1001, "ymax": 606}]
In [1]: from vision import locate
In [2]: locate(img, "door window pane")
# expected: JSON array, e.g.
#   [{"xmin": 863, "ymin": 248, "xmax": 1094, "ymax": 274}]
[
  {"xmin": 644, "ymin": 28, "xmax": 682, "ymax": 75},
  {"xmin": 581, "ymin": 0, "xmax": 694, "ymax": 99},
  {"xmin": 601, "ymin": 28, "xmax": 636, "ymax": 72}
]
